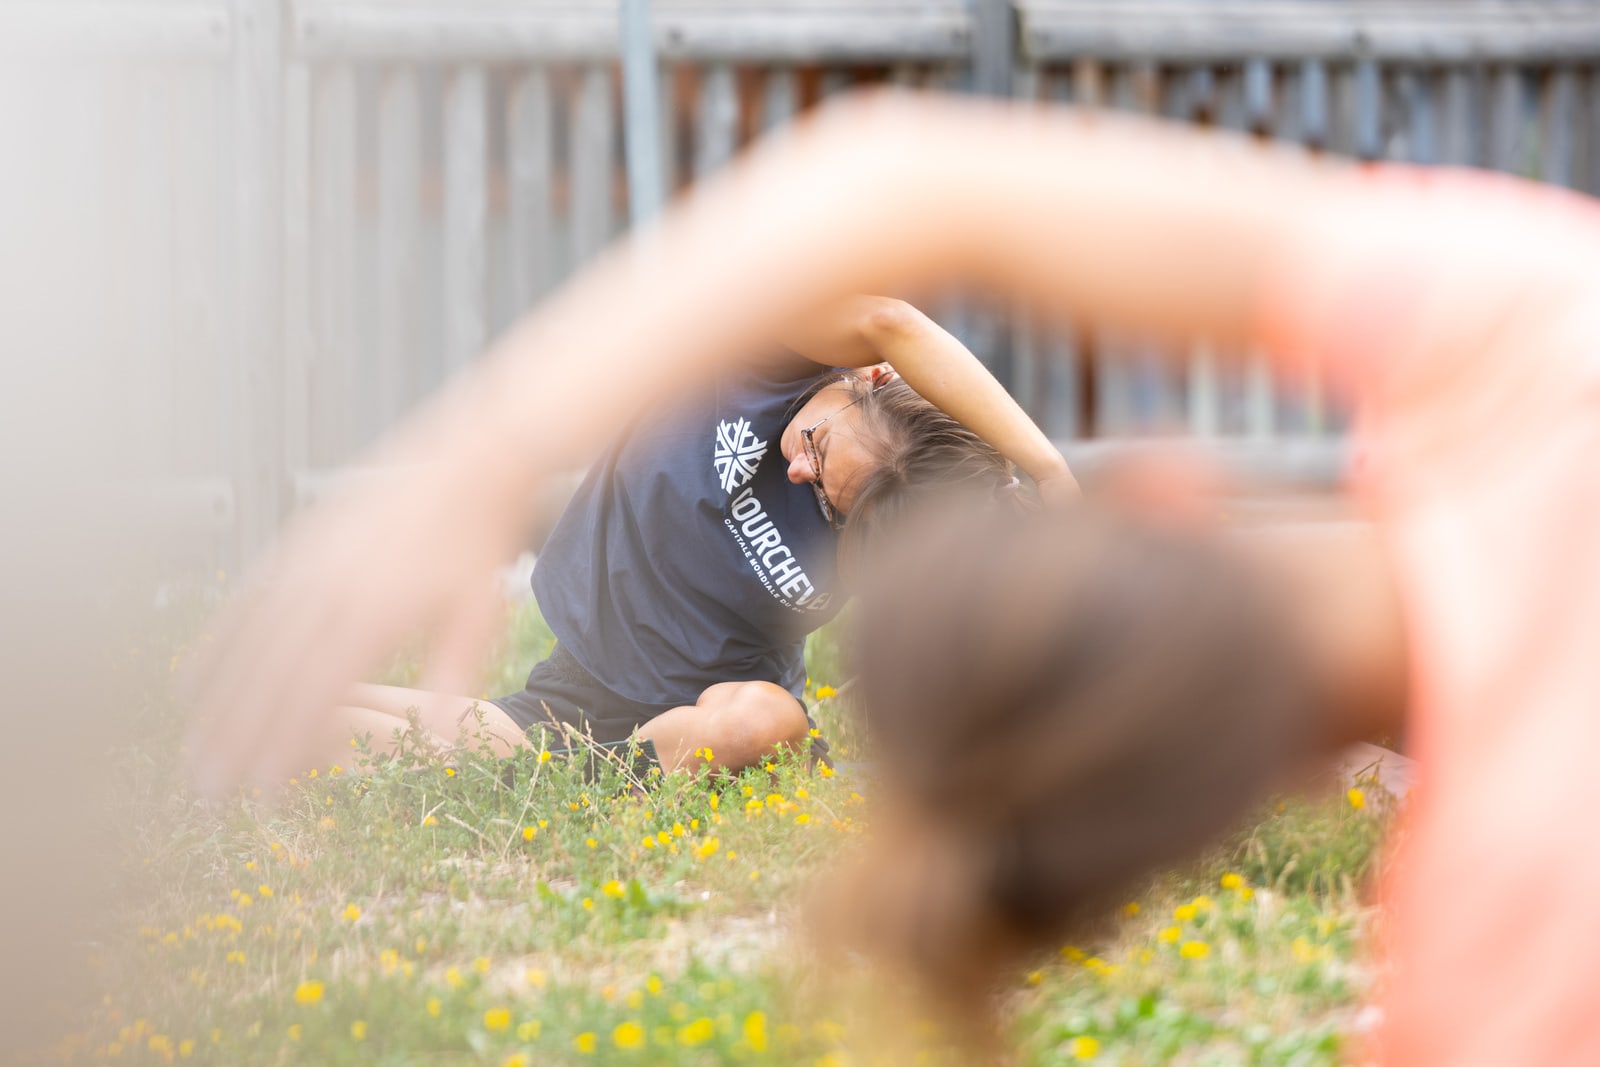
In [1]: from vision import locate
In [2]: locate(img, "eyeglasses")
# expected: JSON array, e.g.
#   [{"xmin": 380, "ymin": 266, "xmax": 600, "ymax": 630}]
[{"xmin": 800, "ymin": 386, "xmax": 867, "ymax": 530}]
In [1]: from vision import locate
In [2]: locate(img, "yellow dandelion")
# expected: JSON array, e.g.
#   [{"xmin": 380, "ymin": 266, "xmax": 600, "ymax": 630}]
[
  {"xmin": 426, "ymin": 998, "xmax": 441, "ymax": 1018},
  {"xmin": 573, "ymin": 1031, "xmax": 597, "ymax": 1054},
  {"xmin": 585, "ymin": 837, "xmax": 598, "ymax": 849},
  {"xmin": 1070, "ymin": 1035, "xmax": 1101, "ymax": 1059},
  {"xmin": 744, "ymin": 1011, "xmax": 769, "ymax": 1053},
  {"xmin": 483, "ymin": 1008, "xmax": 511, "ymax": 1033},
  {"xmin": 1025, "ymin": 969, "xmax": 1044, "ymax": 986},
  {"xmin": 503, "ymin": 1056, "xmax": 529, "ymax": 1067},
  {"xmin": 293, "ymin": 980, "xmax": 323, "ymax": 1005},
  {"xmin": 517, "ymin": 1020, "xmax": 541, "ymax": 1041},
  {"xmin": 1348, "ymin": 787, "xmax": 1367, "ymax": 810},
  {"xmin": 1179, "ymin": 940, "xmax": 1211, "ymax": 960},
  {"xmin": 1158, "ymin": 926, "xmax": 1181, "ymax": 944},
  {"xmin": 287, "ymin": 1024, "xmax": 302, "ymax": 1042},
  {"xmin": 526, "ymin": 968, "xmax": 547, "ymax": 988},
  {"xmin": 795, "ymin": 813, "xmax": 811, "ymax": 825},
  {"xmin": 537, "ymin": 749, "xmax": 552, "ymax": 764},
  {"xmin": 1121, "ymin": 902, "xmax": 1140, "ymax": 917},
  {"xmin": 1220, "ymin": 872, "xmax": 1244, "ymax": 891},
  {"xmin": 178, "ymin": 1039, "xmax": 194, "ymax": 1058},
  {"xmin": 678, "ymin": 1017, "xmax": 716, "ymax": 1047},
  {"xmin": 350, "ymin": 1020, "xmax": 366, "ymax": 1041},
  {"xmin": 473, "ymin": 956, "xmax": 491, "ymax": 974},
  {"xmin": 602, "ymin": 880, "xmax": 626, "ymax": 899},
  {"xmin": 341, "ymin": 903, "xmax": 361, "ymax": 923},
  {"xmin": 646, "ymin": 974, "xmax": 663, "ymax": 996},
  {"xmin": 522, "ymin": 826, "xmax": 537, "ymax": 841},
  {"xmin": 445, "ymin": 967, "xmax": 463, "ymax": 989},
  {"xmin": 1192, "ymin": 895, "xmax": 1214, "ymax": 912},
  {"xmin": 694, "ymin": 837, "xmax": 721, "ymax": 859},
  {"xmin": 1173, "ymin": 904, "xmax": 1197, "ymax": 922},
  {"xmin": 819, "ymin": 764, "xmax": 835, "ymax": 778},
  {"xmin": 816, "ymin": 685, "xmax": 837, "ymax": 700},
  {"xmin": 613, "ymin": 1021, "xmax": 646, "ymax": 1049}
]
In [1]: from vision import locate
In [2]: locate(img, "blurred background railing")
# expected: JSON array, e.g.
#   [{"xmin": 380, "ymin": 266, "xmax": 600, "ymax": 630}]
[{"xmin": 9, "ymin": 0, "xmax": 1600, "ymax": 565}]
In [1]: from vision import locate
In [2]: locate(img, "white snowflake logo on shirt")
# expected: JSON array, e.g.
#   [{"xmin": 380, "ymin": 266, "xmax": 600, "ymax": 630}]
[{"xmin": 713, "ymin": 417, "xmax": 768, "ymax": 493}]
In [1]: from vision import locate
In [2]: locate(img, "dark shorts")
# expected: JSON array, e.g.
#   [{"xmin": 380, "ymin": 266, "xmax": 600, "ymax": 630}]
[
  {"xmin": 490, "ymin": 643, "xmax": 833, "ymax": 765},
  {"xmin": 489, "ymin": 643, "xmax": 677, "ymax": 746}
]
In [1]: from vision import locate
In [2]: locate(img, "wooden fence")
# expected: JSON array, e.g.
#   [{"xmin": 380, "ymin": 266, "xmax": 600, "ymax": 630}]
[{"xmin": 9, "ymin": 0, "xmax": 1600, "ymax": 562}]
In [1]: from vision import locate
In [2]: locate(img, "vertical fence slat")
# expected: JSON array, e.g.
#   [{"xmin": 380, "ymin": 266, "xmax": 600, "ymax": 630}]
[
  {"xmin": 1301, "ymin": 60, "xmax": 1328, "ymax": 150},
  {"xmin": 691, "ymin": 62, "xmax": 732, "ymax": 178},
  {"xmin": 1440, "ymin": 66, "xmax": 1477, "ymax": 166},
  {"xmin": 1491, "ymin": 65, "xmax": 1524, "ymax": 173},
  {"xmin": 283, "ymin": 62, "xmax": 311, "ymax": 485},
  {"xmin": 377, "ymin": 68, "xmax": 421, "ymax": 425},
  {"xmin": 761, "ymin": 66, "xmax": 797, "ymax": 134},
  {"xmin": 443, "ymin": 66, "xmax": 488, "ymax": 373},
  {"xmin": 232, "ymin": 0, "xmax": 284, "ymax": 557},
  {"xmin": 1406, "ymin": 69, "xmax": 1436, "ymax": 165},
  {"xmin": 1355, "ymin": 57, "xmax": 1382, "ymax": 160},
  {"xmin": 1544, "ymin": 67, "xmax": 1576, "ymax": 188},
  {"xmin": 312, "ymin": 65, "xmax": 356, "ymax": 462},
  {"xmin": 572, "ymin": 62, "xmax": 615, "ymax": 266},
  {"xmin": 509, "ymin": 70, "xmax": 554, "ymax": 315},
  {"xmin": 1244, "ymin": 58, "xmax": 1273, "ymax": 134}
]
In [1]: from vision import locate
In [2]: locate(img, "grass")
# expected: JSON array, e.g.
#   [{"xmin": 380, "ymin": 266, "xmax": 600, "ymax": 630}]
[{"xmin": 43, "ymin": 597, "xmax": 1398, "ymax": 1066}]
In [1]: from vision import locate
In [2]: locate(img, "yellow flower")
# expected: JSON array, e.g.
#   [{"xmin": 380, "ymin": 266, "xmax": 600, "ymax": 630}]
[
  {"xmin": 743, "ymin": 1011, "xmax": 769, "ymax": 1053},
  {"xmin": 257, "ymin": 885, "xmax": 273, "ymax": 898},
  {"xmin": 816, "ymin": 685, "xmax": 837, "ymax": 700},
  {"xmin": 522, "ymin": 826, "xmax": 537, "ymax": 841},
  {"xmin": 178, "ymin": 1039, "xmax": 194, "ymax": 1058},
  {"xmin": 1158, "ymin": 926, "xmax": 1181, "ymax": 944},
  {"xmin": 422, "ymin": 815, "xmax": 438, "ymax": 827},
  {"xmin": 483, "ymin": 1008, "xmax": 511, "ymax": 1033},
  {"xmin": 585, "ymin": 837, "xmax": 598, "ymax": 849},
  {"xmin": 473, "ymin": 956, "xmax": 491, "ymax": 974},
  {"xmin": 426, "ymin": 998, "xmax": 441, "ymax": 1018},
  {"xmin": 1179, "ymin": 940, "xmax": 1211, "ymax": 960},
  {"xmin": 1220, "ymin": 872, "xmax": 1243, "ymax": 891},
  {"xmin": 1121, "ymin": 902, "xmax": 1140, "ymax": 917},
  {"xmin": 819, "ymin": 764, "xmax": 835, "ymax": 778},
  {"xmin": 287, "ymin": 1024, "xmax": 302, "ymax": 1042},
  {"xmin": 517, "ymin": 1021, "xmax": 541, "ymax": 1040},
  {"xmin": 795, "ymin": 813, "xmax": 811, "ymax": 825},
  {"xmin": 694, "ymin": 746, "xmax": 714, "ymax": 762},
  {"xmin": 613, "ymin": 1021, "xmax": 646, "ymax": 1049},
  {"xmin": 1348, "ymin": 788, "xmax": 1366, "ymax": 810},
  {"xmin": 1070, "ymin": 1035, "xmax": 1101, "ymax": 1059},
  {"xmin": 350, "ymin": 1020, "xmax": 366, "ymax": 1041},
  {"xmin": 1191, "ymin": 895, "xmax": 1214, "ymax": 912},
  {"xmin": 1025, "ymin": 969, "xmax": 1044, "ymax": 986},
  {"xmin": 538, "ymin": 749, "xmax": 553, "ymax": 764},
  {"xmin": 1173, "ymin": 904, "xmax": 1197, "ymax": 922},
  {"xmin": 443, "ymin": 767, "xmax": 455, "ymax": 777},
  {"xmin": 695, "ymin": 837, "xmax": 721, "ymax": 860},
  {"xmin": 646, "ymin": 974, "xmax": 663, "ymax": 996},
  {"xmin": 678, "ymin": 1017, "xmax": 716, "ymax": 1046},
  {"xmin": 602, "ymin": 880, "xmax": 626, "ymax": 899},
  {"xmin": 573, "ymin": 1031, "xmax": 597, "ymax": 1054},
  {"xmin": 1059, "ymin": 945, "xmax": 1085, "ymax": 962},
  {"xmin": 503, "ymin": 1056, "xmax": 529, "ymax": 1067},
  {"xmin": 341, "ymin": 903, "xmax": 361, "ymax": 923},
  {"xmin": 526, "ymin": 968, "xmax": 547, "ymax": 988},
  {"xmin": 445, "ymin": 967, "xmax": 463, "ymax": 989},
  {"xmin": 293, "ymin": 980, "xmax": 324, "ymax": 1005}
]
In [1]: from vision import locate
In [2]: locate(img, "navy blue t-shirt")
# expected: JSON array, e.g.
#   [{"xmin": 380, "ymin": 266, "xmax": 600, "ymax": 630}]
[{"xmin": 533, "ymin": 362, "xmax": 844, "ymax": 706}]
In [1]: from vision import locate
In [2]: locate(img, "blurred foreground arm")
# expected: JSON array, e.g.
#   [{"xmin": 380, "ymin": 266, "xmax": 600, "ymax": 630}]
[{"xmin": 184, "ymin": 93, "xmax": 1401, "ymax": 794}]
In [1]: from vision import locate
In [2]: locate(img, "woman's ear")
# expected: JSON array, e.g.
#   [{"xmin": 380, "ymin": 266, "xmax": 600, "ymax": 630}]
[{"xmin": 866, "ymin": 363, "xmax": 897, "ymax": 388}]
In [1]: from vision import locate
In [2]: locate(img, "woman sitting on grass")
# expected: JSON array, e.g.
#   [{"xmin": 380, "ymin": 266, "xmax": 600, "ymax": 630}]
[{"xmin": 307, "ymin": 296, "xmax": 1073, "ymax": 776}]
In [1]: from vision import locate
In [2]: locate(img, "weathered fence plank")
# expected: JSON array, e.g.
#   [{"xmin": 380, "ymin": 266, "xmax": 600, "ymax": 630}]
[
  {"xmin": 508, "ymin": 70, "xmax": 556, "ymax": 312},
  {"xmin": 311, "ymin": 63, "xmax": 357, "ymax": 459},
  {"xmin": 443, "ymin": 66, "xmax": 489, "ymax": 373},
  {"xmin": 571, "ymin": 62, "xmax": 615, "ymax": 265},
  {"xmin": 376, "ymin": 68, "xmax": 421, "ymax": 425}
]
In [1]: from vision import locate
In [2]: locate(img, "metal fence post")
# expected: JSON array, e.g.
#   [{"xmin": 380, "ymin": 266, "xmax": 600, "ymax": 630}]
[
  {"xmin": 971, "ymin": 0, "xmax": 1015, "ymax": 97},
  {"xmin": 231, "ymin": 0, "xmax": 285, "ymax": 563},
  {"xmin": 621, "ymin": 0, "xmax": 664, "ymax": 226}
]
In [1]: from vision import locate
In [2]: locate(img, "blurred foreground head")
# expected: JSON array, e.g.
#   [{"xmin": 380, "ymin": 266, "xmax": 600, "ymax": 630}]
[{"xmin": 835, "ymin": 496, "xmax": 1327, "ymax": 1023}]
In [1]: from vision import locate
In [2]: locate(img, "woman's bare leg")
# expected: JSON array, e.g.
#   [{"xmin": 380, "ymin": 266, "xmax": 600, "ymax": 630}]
[
  {"xmin": 638, "ymin": 681, "xmax": 810, "ymax": 774},
  {"xmin": 292, "ymin": 685, "xmax": 531, "ymax": 773}
]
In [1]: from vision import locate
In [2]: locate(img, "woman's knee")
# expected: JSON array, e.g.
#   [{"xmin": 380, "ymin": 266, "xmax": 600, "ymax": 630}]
[{"xmin": 701, "ymin": 681, "xmax": 810, "ymax": 757}]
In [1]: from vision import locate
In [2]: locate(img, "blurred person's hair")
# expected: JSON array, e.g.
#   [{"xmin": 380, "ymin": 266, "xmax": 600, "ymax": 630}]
[{"xmin": 822, "ymin": 499, "xmax": 1325, "ymax": 1035}]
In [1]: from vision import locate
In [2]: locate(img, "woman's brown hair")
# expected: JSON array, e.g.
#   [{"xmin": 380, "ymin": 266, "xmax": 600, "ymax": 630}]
[{"xmin": 829, "ymin": 500, "xmax": 1325, "ymax": 1030}]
